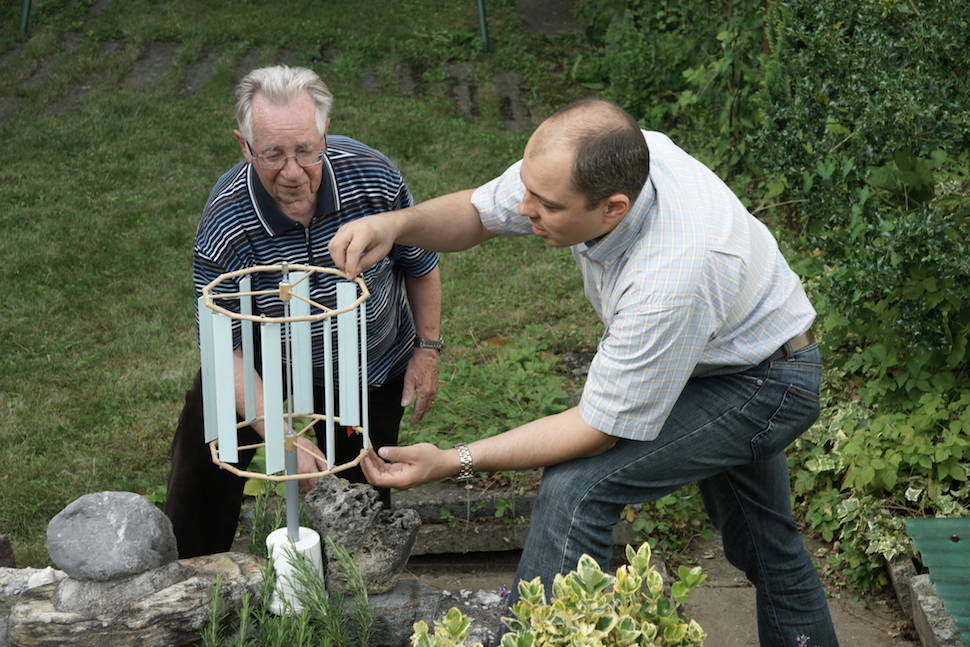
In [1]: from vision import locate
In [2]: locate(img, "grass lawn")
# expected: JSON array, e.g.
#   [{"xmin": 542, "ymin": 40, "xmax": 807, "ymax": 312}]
[{"xmin": 0, "ymin": 0, "xmax": 602, "ymax": 566}]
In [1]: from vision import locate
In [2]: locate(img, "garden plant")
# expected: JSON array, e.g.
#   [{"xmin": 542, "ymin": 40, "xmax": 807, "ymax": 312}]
[{"xmin": 412, "ymin": 542, "xmax": 706, "ymax": 647}]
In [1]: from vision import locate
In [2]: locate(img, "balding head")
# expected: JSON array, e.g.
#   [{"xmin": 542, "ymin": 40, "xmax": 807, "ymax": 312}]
[{"xmin": 530, "ymin": 98, "xmax": 649, "ymax": 209}]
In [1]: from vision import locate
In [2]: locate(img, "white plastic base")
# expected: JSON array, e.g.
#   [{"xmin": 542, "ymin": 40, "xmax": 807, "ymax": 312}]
[{"xmin": 265, "ymin": 526, "xmax": 324, "ymax": 615}]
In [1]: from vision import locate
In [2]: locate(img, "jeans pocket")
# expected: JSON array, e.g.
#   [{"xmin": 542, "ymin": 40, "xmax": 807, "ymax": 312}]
[{"xmin": 749, "ymin": 385, "xmax": 820, "ymax": 460}]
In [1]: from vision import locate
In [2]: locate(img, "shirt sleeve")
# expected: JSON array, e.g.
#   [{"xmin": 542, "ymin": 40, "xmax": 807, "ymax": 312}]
[
  {"xmin": 579, "ymin": 293, "xmax": 716, "ymax": 441},
  {"xmin": 470, "ymin": 160, "xmax": 533, "ymax": 236},
  {"xmin": 388, "ymin": 172, "xmax": 440, "ymax": 277}
]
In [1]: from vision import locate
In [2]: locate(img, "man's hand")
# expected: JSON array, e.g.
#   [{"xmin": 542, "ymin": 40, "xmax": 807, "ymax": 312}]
[
  {"xmin": 361, "ymin": 443, "xmax": 455, "ymax": 490},
  {"xmin": 329, "ymin": 215, "xmax": 396, "ymax": 277},
  {"xmin": 295, "ymin": 436, "xmax": 328, "ymax": 493},
  {"xmin": 401, "ymin": 348, "xmax": 439, "ymax": 424}
]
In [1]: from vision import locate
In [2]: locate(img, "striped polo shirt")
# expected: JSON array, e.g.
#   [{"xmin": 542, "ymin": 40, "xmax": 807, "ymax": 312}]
[
  {"xmin": 194, "ymin": 135, "xmax": 439, "ymax": 387},
  {"xmin": 471, "ymin": 130, "xmax": 815, "ymax": 441}
]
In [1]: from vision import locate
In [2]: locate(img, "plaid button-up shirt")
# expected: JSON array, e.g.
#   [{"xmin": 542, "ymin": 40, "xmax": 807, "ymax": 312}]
[{"xmin": 471, "ymin": 131, "xmax": 815, "ymax": 441}]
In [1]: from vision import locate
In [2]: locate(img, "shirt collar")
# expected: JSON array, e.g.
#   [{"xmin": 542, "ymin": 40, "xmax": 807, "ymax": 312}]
[
  {"xmin": 572, "ymin": 176, "xmax": 656, "ymax": 264},
  {"xmin": 247, "ymin": 152, "xmax": 340, "ymax": 235}
]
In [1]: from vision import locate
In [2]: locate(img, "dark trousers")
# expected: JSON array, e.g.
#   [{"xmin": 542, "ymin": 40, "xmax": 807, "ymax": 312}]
[{"xmin": 164, "ymin": 369, "xmax": 405, "ymax": 558}]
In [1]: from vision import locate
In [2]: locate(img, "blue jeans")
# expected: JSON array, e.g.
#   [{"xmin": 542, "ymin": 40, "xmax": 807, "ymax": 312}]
[{"xmin": 506, "ymin": 344, "xmax": 837, "ymax": 647}]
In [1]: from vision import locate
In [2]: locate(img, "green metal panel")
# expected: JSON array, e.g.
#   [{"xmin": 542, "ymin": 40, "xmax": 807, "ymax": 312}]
[{"xmin": 907, "ymin": 518, "xmax": 970, "ymax": 646}]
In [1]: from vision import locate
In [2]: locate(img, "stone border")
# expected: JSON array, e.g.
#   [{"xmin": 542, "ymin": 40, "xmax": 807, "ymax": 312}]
[{"xmin": 886, "ymin": 554, "xmax": 964, "ymax": 647}]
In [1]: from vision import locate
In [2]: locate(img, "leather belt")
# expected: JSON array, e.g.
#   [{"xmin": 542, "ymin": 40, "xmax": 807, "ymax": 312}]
[{"xmin": 766, "ymin": 329, "xmax": 815, "ymax": 362}]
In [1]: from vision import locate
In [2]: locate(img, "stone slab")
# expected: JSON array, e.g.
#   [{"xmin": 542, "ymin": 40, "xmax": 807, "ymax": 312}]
[
  {"xmin": 911, "ymin": 574, "xmax": 964, "ymax": 647},
  {"xmin": 399, "ymin": 480, "xmax": 636, "ymax": 556}
]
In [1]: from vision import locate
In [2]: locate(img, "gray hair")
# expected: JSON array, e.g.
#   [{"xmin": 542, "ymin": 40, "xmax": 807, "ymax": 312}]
[{"xmin": 234, "ymin": 65, "xmax": 333, "ymax": 142}]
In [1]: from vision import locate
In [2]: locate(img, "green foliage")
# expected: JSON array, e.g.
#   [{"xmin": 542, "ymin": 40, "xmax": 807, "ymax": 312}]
[
  {"xmin": 412, "ymin": 607, "xmax": 482, "ymax": 647},
  {"xmin": 790, "ymin": 390, "xmax": 969, "ymax": 590},
  {"xmin": 402, "ymin": 326, "xmax": 571, "ymax": 447},
  {"xmin": 755, "ymin": 0, "xmax": 970, "ymax": 381},
  {"xmin": 574, "ymin": 0, "xmax": 767, "ymax": 183},
  {"xmin": 750, "ymin": 0, "xmax": 970, "ymax": 590},
  {"xmin": 623, "ymin": 485, "xmax": 713, "ymax": 564},
  {"xmin": 197, "ymin": 538, "xmax": 374, "ymax": 646},
  {"xmin": 413, "ymin": 542, "xmax": 706, "ymax": 647}
]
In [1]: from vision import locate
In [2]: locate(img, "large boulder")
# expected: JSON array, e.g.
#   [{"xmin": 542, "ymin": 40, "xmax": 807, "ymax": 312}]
[
  {"xmin": 47, "ymin": 492, "xmax": 177, "ymax": 581},
  {"xmin": 6, "ymin": 552, "xmax": 264, "ymax": 647},
  {"xmin": 304, "ymin": 476, "xmax": 420, "ymax": 595}
]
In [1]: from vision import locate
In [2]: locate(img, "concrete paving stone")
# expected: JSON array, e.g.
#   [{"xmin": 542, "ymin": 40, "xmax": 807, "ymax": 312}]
[
  {"xmin": 48, "ymin": 72, "xmax": 105, "ymax": 115},
  {"xmin": 516, "ymin": 0, "xmax": 581, "ymax": 34},
  {"xmin": 179, "ymin": 49, "xmax": 220, "ymax": 97},
  {"xmin": 22, "ymin": 32, "xmax": 83, "ymax": 90},
  {"xmin": 493, "ymin": 70, "xmax": 531, "ymax": 132},
  {"xmin": 0, "ymin": 46, "xmax": 22, "ymax": 71},
  {"xmin": 235, "ymin": 50, "xmax": 264, "ymax": 80},
  {"xmin": 447, "ymin": 62, "xmax": 478, "ymax": 118},
  {"xmin": 86, "ymin": 0, "xmax": 114, "ymax": 24},
  {"xmin": 0, "ymin": 97, "xmax": 18, "ymax": 128},
  {"xmin": 276, "ymin": 47, "xmax": 301, "ymax": 67},
  {"xmin": 123, "ymin": 41, "xmax": 180, "ymax": 90},
  {"xmin": 101, "ymin": 40, "xmax": 124, "ymax": 55},
  {"xmin": 683, "ymin": 535, "xmax": 918, "ymax": 647}
]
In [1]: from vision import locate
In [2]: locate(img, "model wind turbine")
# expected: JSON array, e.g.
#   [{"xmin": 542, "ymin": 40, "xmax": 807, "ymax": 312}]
[{"xmin": 198, "ymin": 263, "xmax": 369, "ymax": 613}]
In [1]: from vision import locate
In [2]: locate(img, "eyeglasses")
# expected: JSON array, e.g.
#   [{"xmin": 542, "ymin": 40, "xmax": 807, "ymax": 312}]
[{"xmin": 246, "ymin": 141, "xmax": 325, "ymax": 170}]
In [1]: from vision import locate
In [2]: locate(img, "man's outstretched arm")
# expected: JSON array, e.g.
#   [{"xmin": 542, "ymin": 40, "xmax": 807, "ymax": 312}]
[
  {"xmin": 329, "ymin": 189, "xmax": 497, "ymax": 276},
  {"xmin": 359, "ymin": 407, "xmax": 617, "ymax": 490}
]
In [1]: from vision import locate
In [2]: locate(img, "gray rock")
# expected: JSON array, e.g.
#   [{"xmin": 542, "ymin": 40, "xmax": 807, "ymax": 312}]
[
  {"xmin": 368, "ymin": 578, "xmax": 443, "ymax": 647},
  {"xmin": 0, "ymin": 567, "xmax": 66, "ymax": 597},
  {"xmin": 47, "ymin": 491, "xmax": 177, "ymax": 581},
  {"xmin": 440, "ymin": 588, "xmax": 507, "ymax": 646},
  {"xmin": 886, "ymin": 554, "xmax": 917, "ymax": 620},
  {"xmin": 304, "ymin": 476, "xmax": 420, "ymax": 595},
  {"xmin": 7, "ymin": 552, "xmax": 264, "ymax": 647},
  {"xmin": 0, "ymin": 536, "xmax": 14, "ymax": 569},
  {"xmin": 910, "ymin": 574, "xmax": 963, "ymax": 647},
  {"xmin": 52, "ymin": 561, "xmax": 189, "ymax": 616}
]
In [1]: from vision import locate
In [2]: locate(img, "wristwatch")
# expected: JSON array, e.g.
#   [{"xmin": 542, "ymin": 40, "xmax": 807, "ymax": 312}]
[
  {"xmin": 454, "ymin": 442, "xmax": 475, "ymax": 483},
  {"xmin": 416, "ymin": 335, "xmax": 445, "ymax": 351}
]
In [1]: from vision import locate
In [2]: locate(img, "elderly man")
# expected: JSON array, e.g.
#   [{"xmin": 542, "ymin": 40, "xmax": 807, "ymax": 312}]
[
  {"xmin": 330, "ymin": 98, "xmax": 839, "ymax": 646},
  {"xmin": 164, "ymin": 65, "xmax": 442, "ymax": 559}
]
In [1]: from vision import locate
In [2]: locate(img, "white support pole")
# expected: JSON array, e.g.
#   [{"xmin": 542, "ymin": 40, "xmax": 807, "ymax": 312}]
[
  {"xmin": 212, "ymin": 313, "xmax": 238, "ymax": 463},
  {"xmin": 198, "ymin": 296, "xmax": 218, "ymax": 444},
  {"xmin": 239, "ymin": 276, "xmax": 257, "ymax": 421},
  {"xmin": 336, "ymin": 282, "xmax": 360, "ymax": 428},
  {"xmin": 261, "ymin": 323, "xmax": 285, "ymax": 475}
]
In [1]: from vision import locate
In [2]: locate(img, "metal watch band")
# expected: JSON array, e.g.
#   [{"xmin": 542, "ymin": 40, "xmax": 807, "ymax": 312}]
[
  {"xmin": 416, "ymin": 336, "xmax": 445, "ymax": 351},
  {"xmin": 454, "ymin": 442, "xmax": 475, "ymax": 482}
]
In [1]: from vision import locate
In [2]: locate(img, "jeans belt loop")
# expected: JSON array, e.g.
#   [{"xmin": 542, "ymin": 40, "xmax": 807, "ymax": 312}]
[{"xmin": 783, "ymin": 340, "xmax": 795, "ymax": 361}]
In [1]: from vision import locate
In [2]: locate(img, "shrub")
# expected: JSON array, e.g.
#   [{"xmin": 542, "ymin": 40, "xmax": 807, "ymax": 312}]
[
  {"xmin": 574, "ymin": 0, "xmax": 767, "ymax": 183},
  {"xmin": 411, "ymin": 542, "xmax": 706, "ymax": 647}
]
